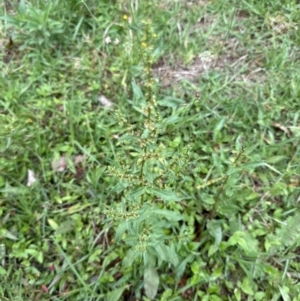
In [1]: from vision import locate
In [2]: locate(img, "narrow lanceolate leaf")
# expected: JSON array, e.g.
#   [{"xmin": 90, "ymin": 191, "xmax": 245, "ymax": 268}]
[
  {"xmin": 162, "ymin": 115, "xmax": 182, "ymax": 125},
  {"xmin": 151, "ymin": 209, "xmax": 183, "ymax": 221},
  {"xmin": 0, "ymin": 266, "xmax": 6, "ymax": 275},
  {"xmin": 123, "ymin": 248, "xmax": 138, "ymax": 268},
  {"xmin": 148, "ymin": 187, "xmax": 182, "ymax": 201},
  {"xmin": 155, "ymin": 243, "xmax": 168, "ymax": 262},
  {"xmin": 241, "ymin": 277, "xmax": 254, "ymax": 295},
  {"xmin": 128, "ymin": 187, "xmax": 147, "ymax": 199},
  {"xmin": 48, "ymin": 219, "xmax": 59, "ymax": 231},
  {"xmin": 213, "ymin": 117, "xmax": 226, "ymax": 141},
  {"xmin": 115, "ymin": 221, "xmax": 127, "ymax": 241},
  {"xmin": 107, "ymin": 286, "xmax": 129, "ymax": 301},
  {"xmin": 279, "ymin": 286, "xmax": 291, "ymax": 301},
  {"xmin": 0, "ymin": 229, "xmax": 18, "ymax": 241},
  {"xmin": 144, "ymin": 267, "xmax": 160, "ymax": 300},
  {"xmin": 207, "ymin": 220, "xmax": 222, "ymax": 247}
]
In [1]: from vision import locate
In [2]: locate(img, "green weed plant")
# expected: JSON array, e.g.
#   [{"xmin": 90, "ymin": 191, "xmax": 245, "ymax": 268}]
[{"xmin": 102, "ymin": 3, "xmax": 258, "ymax": 299}]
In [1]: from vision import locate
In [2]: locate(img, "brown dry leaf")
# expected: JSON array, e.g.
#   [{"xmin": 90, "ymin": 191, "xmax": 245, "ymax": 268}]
[
  {"xmin": 51, "ymin": 156, "xmax": 68, "ymax": 172},
  {"xmin": 265, "ymin": 13, "xmax": 298, "ymax": 34},
  {"xmin": 272, "ymin": 122, "xmax": 291, "ymax": 137},
  {"xmin": 27, "ymin": 169, "xmax": 37, "ymax": 186},
  {"xmin": 98, "ymin": 95, "xmax": 114, "ymax": 108},
  {"xmin": 74, "ymin": 155, "xmax": 85, "ymax": 165},
  {"xmin": 51, "ymin": 155, "xmax": 86, "ymax": 172}
]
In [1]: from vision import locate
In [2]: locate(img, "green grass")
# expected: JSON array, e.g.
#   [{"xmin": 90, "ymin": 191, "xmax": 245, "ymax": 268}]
[{"xmin": 1, "ymin": 0, "xmax": 300, "ymax": 300}]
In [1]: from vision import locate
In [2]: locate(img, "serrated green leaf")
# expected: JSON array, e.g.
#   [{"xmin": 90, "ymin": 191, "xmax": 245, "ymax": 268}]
[
  {"xmin": 161, "ymin": 289, "xmax": 173, "ymax": 301},
  {"xmin": 37, "ymin": 250, "xmax": 43, "ymax": 264},
  {"xmin": 254, "ymin": 291, "xmax": 266, "ymax": 300},
  {"xmin": 210, "ymin": 295, "xmax": 222, "ymax": 301},
  {"xmin": 201, "ymin": 192, "xmax": 215, "ymax": 205},
  {"xmin": 56, "ymin": 220, "xmax": 77, "ymax": 234},
  {"xmin": 208, "ymin": 244, "xmax": 216, "ymax": 257},
  {"xmin": 0, "ymin": 229, "xmax": 18, "ymax": 241},
  {"xmin": 158, "ymin": 97, "xmax": 185, "ymax": 107},
  {"xmin": 113, "ymin": 181, "xmax": 128, "ymax": 193},
  {"xmin": 144, "ymin": 267, "xmax": 160, "ymax": 300},
  {"xmin": 276, "ymin": 214, "xmax": 300, "ymax": 247},
  {"xmin": 151, "ymin": 209, "xmax": 183, "ymax": 221},
  {"xmin": 148, "ymin": 188, "xmax": 182, "ymax": 201},
  {"xmin": 115, "ymin": 222, "xmax": 127, "ymax": 241},
  {"xmin": 213, "ymin": 117, "xmax": 225, "ymax": 141},
  {"xmin": 123, "ymin": 248, "xmax": 138, "ymax": 267},
  {"xmin": 127, "ymin": 187, "xmax": 147, "ymax": 199},
  {"xmin": 163, "ymin": 115, "xmax": 182, "ymax": 125},
  {"xmin": 235, "ymin": 135, "xmax": 244, "ymax": 151},
  {"xmin": 26, "ymin": 249, "xmax": 38, "ymax": 257},
  {"xmin": 234, "ymin": 288, "xmax": 241, "ymax": 301},
  {"xmin": 266, "ymin": 156, "xmax": 287, "ymax": 164},
  {"xmin": 176, "ymin": 254, "xmax": 194, "ymax": 280},
  {"xmin": 155, "ymin": 243, "xmax": 168, "ymax": 262},
  {"xmin": 241, "ymin": 277, "xmax": 254, "ymax": 295},
  {"xmin": 169, "ymin": 136, "xmax": 181, "ymax": 148},
  {"xmin": 132, "ymin": 81, "xmax": 144, "ymax": 104},
  {"xmin": 141, "ymin": 128, "xmax": 150, "ymax": 139},
  {"xmin": 270, "ymin": 182, "xmax": 288, "ymax": 196},
  {"xmin": 207, "ymin": 220, "xmax": 222, "ymax": 247},
  {"xmin": 236, "ymin": 237, "xmax": 248, "ymax": 251},
  {"xmin": 168, "ymin": 243, "xmax": 179, "ymax": 267},
  {"xmin": 0, "ymin": 266, "xmax": 6, "ymax": 275},
  {"xmin": 279, "ymin": 286, "xmax": 290, "ymax": 301},
  {"xmin": 67, "ymin": 203, "xmax": 91, "ymax": 214},
  {"xmin": 228, "ymin": 232, "xmax": 247, "ymax": 250}
]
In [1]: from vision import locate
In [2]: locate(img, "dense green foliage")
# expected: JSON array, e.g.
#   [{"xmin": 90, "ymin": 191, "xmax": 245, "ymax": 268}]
[{"xmin": 1, "ymin": 0, "xmax": 300, "ymax": 300}]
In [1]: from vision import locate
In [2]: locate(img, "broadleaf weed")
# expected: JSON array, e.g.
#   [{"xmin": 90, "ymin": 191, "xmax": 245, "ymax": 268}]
[
  {"xmin": 105, "ymin": 3, "xmax": 192, "ymax": 269},
  {"xmin": 103, "ymin": 3, "xmax": 290, "ymax": 292}
]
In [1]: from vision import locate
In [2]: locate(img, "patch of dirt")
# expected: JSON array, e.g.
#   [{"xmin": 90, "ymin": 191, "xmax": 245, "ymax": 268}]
[
  {"xmin": 158, "ymin": 0, "xmax": 209, "ymax": 10},
  {"xmin": 152, "ymin": 4, "xmax": 267, "ymax": 89},
  {"xmin": 153, "ymin": 32, "xmax": 266, "ymax": 88},
  {"xmin": 153, "ymin": 47, "xmax": 266, "ymax": 88}
]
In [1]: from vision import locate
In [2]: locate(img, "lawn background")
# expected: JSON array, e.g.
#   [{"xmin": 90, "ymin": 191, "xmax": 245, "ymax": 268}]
[{"xmin": 1, "ymin": 0, "xmax": 300, "ymax": 300}]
